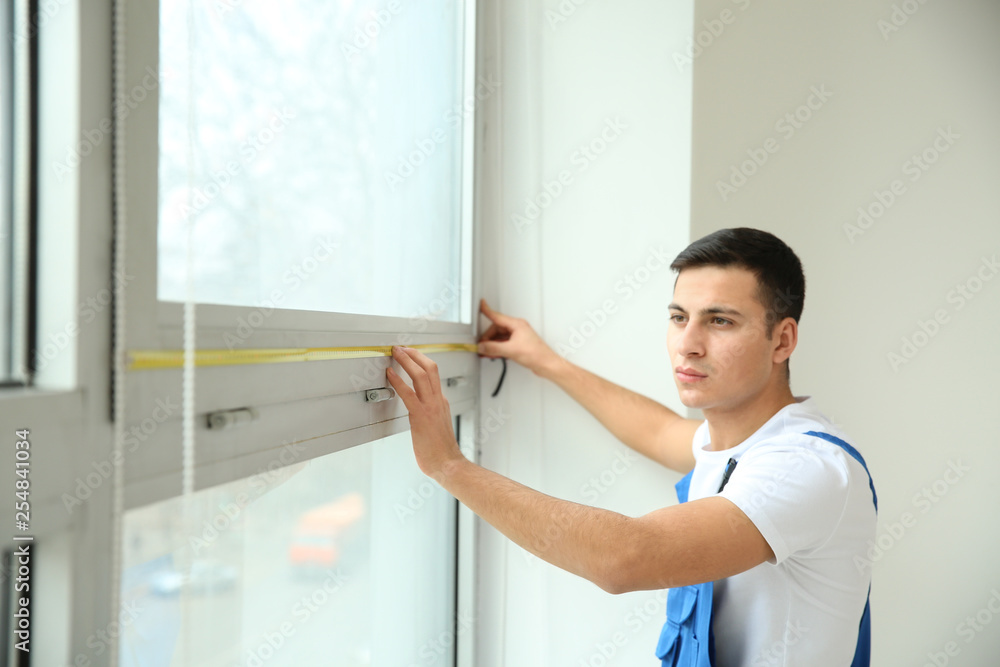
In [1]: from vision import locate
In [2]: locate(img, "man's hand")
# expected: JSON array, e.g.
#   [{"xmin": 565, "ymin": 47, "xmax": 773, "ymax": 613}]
[
  {"xmin": 477, "ymin": 298, "xmax": 560, "ymax": 376},
  {"xmin": 385, "ymin": 345, "xmax": 466, "ymax": 478}
]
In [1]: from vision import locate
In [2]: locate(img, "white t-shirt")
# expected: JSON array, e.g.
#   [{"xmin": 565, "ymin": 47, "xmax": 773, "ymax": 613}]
[{"xmin": 686, "ymin": 396, "xmax": 877, "ymax": 667}]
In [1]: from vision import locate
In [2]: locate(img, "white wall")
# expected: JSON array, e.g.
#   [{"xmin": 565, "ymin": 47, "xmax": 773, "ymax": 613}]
[
  {"xmin": 478, "ymin": 0, "xmax": 1000, "ymax": 664},
  {"xmin": 475, "ymin": 0, "xmax": 693, "ymax": 665},
  {"xmin": 689, "ymin": 0, "xmax": 1000, "ymax": 663}
]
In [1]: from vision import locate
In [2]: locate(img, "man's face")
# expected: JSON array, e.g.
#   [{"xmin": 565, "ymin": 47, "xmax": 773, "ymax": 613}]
[{"xmin": 666, "ymin": 265, "xmax": 784, "ymax": 411}]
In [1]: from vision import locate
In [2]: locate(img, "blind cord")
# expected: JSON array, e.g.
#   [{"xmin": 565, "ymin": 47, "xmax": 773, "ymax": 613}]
[{"xmin": 109, "ymin": 0, "xmax": 127, "ymax": 664}]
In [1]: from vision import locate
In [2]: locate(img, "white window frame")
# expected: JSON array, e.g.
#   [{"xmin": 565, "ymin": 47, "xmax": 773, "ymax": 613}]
[
  {"xmin": 119, "ymin": 0, "xmax": 481, "ymax": 508},
  {"xmin": 0, "ymin": 0, "xmax": 488, "ymax": 665},
  {"xmin": 0, "ymin": 0, "xmax": 14, "ymax": 384},
  {"xmin": 0, "ymin": 2, "xmax": 115, "ymax": 665}
]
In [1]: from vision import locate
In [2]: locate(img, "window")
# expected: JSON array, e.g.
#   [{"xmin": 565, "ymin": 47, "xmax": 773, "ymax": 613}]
[
  {"xmin": 0, "ymin": 0, "xmax": 13, "ymax": 384},
  {"xmin": 0, "ymin": 0, "xmax": 34, "ymax": 387},
  {"xmin": 112, "ymin": 0, "xmax": 482, "ymax": 665},
  {"xmin": 119, "ymin": 427, "xmax": 461, "ymax": 665},
  {"xmin": 120, "ymin": 0, "xmax": 480, "ymax": 513},
  {"xmin": 156, "ymin": 0, "xmax": 472, "ymax": 322}
]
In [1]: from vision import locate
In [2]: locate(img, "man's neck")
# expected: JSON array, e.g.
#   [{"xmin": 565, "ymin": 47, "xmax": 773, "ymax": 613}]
[{"xmin": 703, "ymin": 387, "xmax": 800, "ymax": 452}]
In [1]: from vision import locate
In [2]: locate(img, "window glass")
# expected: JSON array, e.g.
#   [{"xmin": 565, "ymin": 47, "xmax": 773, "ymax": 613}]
[
  {"xmin": 119, "ymin": 429, "xmax": 457, "ymax": 666},
  {"xmin": 157, "ymin": 1, "xmax": 468, "ymax": 322},
  {"xmin": 1, "ymin": 0, "xmax": 18, "ymax": 383}
]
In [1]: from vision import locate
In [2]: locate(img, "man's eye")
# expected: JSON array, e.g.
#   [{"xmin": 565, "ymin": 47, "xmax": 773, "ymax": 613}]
[
  {"xmin": 713, "ymin": 317, "xmax": 732, "ymax": 326},
  {"xmin": 669, "ymin": 315, "xmax": 685, "ymax": 323}
]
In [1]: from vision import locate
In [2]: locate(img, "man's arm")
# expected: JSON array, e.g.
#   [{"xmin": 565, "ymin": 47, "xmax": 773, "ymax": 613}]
[
  {"xmin": 538, "ymin": 355, "xmax": 702, "ymax": 473},
  {"xmin": 440, "ymin": 457, "xmax": 773, "ymax": 593},
  {"xmin": 385, "ymin": 345, "xmax": 774, "ymax": 593},
  {"xmin": 477, "ymin": 299, "xmax": 702, "ymax": 473}
]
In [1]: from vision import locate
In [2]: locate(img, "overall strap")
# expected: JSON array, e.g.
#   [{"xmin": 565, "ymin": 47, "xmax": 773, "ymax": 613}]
[
  {"xmin": 803, "ymin": 431, "xmax": 877, "ymax": 667},
  {"xmin": 675, "ymin": 468, "xmax": 693, "ymax": 504},
  {"xmin": 803, "ymin": 431, "xmax": 878, "ymax": 511},
  {"xmin": 656, "ymin": 470, "xmax": 714, "ymax": 666}
]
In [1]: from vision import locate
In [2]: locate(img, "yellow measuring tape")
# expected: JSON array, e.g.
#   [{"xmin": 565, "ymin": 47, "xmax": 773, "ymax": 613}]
[{"xmin": 127, "ymin": 343, "xmax": 479, "ymax": 371}]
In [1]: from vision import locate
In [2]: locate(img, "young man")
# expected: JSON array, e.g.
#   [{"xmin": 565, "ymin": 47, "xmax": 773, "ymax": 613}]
[{"xmin": 385, "ymin": 227, "xmax": 877, "ymax": 666}]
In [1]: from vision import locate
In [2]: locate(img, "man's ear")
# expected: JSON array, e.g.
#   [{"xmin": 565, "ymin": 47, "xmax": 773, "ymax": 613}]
[{"xmin": 772, "ymin": 317, "xmax": 797, "ymax": 366}]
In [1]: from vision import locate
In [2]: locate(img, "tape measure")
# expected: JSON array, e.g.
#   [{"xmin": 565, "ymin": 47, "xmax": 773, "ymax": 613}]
[{"xmin": 127, "ymin": 342, "xmax": 479, "ymax": 370}]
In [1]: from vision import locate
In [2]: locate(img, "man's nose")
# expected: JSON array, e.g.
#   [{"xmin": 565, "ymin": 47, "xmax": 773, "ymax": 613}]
[{"xmin": 671, "ymin": 321, "xmax": 706, "ymax": 357}]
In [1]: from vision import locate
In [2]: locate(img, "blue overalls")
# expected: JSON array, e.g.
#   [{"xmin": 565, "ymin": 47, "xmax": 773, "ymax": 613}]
[{"xmin": 655, "ymin": 431, "xmax": 877, "ymax": 667}]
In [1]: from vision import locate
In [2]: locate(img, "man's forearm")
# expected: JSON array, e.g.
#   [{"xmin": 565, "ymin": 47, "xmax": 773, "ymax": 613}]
[
  {"xmin": 535, "ymin": 355, "xmax": 693, "ymax": 471},
  {"xmin": 438, "ymin": 456, "xmax": 631, "ymax": 592},
  {"xmin": 436, "ymin": 453, "xmax": 763, "ymax": 595}
]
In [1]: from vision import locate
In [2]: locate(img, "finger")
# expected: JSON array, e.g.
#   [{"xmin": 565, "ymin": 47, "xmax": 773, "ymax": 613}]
[
  {"xmin": 477, "ymin": 323, "xmax": 509, "ymax": 343},
  {"xmin": 477, "ymin": 340, "xmax": 504, "ymax": 358},
  {"xmin": 391, "ymin": 346, "xmax": 428, "ymax": 396},
  {"xmin": 480, "ymin": 299, "xmax": 515, "ymax": 328},
  {"xmin": 398, "ymin": 346, "xmax": 443, "ymax": 396},
  {"xmin": 391, "ymin": 346, "xmax": 437, "ymax": 398},
  {"xmin": 385, "ymin": 365, "xmax": 417, "ymax": 407}
]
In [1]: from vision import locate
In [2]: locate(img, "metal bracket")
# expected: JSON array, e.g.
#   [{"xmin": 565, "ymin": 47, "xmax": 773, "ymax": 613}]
[
  {"xmin": 365, "ymin": 387, "xmax": 396, "ymax": 403},
  {"xmin": 206, "ymin": 407, "xmax": 258, "ymax": 430}
]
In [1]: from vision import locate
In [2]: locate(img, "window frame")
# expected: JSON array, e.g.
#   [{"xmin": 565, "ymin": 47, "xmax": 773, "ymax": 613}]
[
  {"xmin": 0, "ymin": 2, "xmax": 110, "ymax": 665},
  {"xmin": 113, "ymin": 409, "xmax": 480, "ymax": 665},
  {"xmin": 0, "ymin": 0, "xmax": 487, "ymax": 664},
  {"xmin": 117, "ymin": 0, "xmax": 482, "ymax": 508},
  {"xmin": 115, "ymin": 1, "xmax": 484, "ymax": 665},
  {"xmin": 0, "ymin": 0, "xmax": 12, "ymax": 384},
  {"xmin": 1, "ymin": 0, "xmax": 38, "ymax": 389}
]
